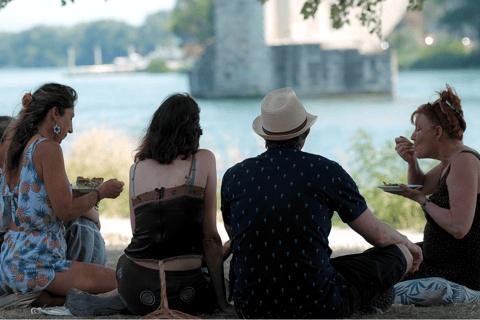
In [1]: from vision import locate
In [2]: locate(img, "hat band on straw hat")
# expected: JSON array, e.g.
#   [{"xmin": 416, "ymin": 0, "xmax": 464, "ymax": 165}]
[{"xmin": 262, "ymin": 117, "xmax": 308, "ymax": 137}]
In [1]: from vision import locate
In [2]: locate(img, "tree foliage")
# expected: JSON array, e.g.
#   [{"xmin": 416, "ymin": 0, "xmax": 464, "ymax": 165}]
[
  {"xmin": 0, "ymin": 12, "xmax": 173, "ymax": 68},
  {"xmin": 0, "ymin": 0, "xmax": 424, "ymax": 40},
  {"xmin": 167, "ymin": 0, "xmax": 214, "ymax": 45},
  {"xmin": 259, "ymin": 0, "xmax": 425, "ymax": 38},
  {"xmin": 434, "ymin": 0, "xmax": 480, "ymax": 41}
]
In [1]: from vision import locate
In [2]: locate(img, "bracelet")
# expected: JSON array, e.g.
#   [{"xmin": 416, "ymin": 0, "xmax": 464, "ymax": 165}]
[
  {"xmin": 93, "ymin": 189, "xmax": 102, "ymax": 205},
  {"xmin": 421, "ymin": 198, "xmax": 431, "ymax": 212}
]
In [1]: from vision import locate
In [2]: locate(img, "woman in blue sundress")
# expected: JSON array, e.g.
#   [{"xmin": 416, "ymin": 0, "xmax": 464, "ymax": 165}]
[{"xmin": 0, "ymin": 83, "xmax": 124, "ymax": 308}]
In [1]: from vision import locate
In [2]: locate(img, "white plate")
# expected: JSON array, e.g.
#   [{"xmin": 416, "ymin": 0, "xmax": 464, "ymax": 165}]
[
  {"xmin": 377, "ymin": 185, "xmax": 422, "ymax": 192},
  {"xmin": 71, "ymin": 186, "xmax": 97, "ymax": 193}
]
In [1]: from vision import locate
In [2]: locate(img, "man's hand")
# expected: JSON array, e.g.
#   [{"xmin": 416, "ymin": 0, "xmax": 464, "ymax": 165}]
[{"xmin": 406, "ymin": 241, "xmax": 423, "ymax": 273}]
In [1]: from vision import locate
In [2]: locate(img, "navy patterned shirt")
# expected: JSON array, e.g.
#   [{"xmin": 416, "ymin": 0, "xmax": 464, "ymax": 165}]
[{"xmin": 221, "ymin": 148, "xmax": 368, "ymax": 318}]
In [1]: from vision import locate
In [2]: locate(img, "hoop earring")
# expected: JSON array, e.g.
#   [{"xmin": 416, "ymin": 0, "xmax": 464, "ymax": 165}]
[{"xmin": 54, "ymin": 124, "xmax": 60, "ymax": 134}]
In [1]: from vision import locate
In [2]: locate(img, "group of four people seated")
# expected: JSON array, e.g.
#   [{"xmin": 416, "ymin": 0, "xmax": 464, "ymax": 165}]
[{"xmin": 0, "ymin": 82, "xmax": 478, "ymax": 318}]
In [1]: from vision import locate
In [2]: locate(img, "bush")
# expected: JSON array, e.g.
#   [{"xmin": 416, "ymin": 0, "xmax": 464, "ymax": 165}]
[
  {"xmin": 64, "ymin": 127, "xmax": 137, "ymax": 219},
  {"xmin": 335, "ymin": 129, "xmax": 439, "ymax": 231},
  {"xmin": 147, "ymin": 59, "xmax": 170, "ymax": 73}
]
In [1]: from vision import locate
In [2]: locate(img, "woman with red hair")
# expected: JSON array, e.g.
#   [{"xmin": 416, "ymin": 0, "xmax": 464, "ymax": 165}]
[{"xmin": 393, "ymin": 84, "xmax": 480, "ymax": 289}]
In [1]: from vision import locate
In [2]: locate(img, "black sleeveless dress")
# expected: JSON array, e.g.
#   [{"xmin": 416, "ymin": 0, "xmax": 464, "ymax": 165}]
[{"xmin": 403, "ymin": 150, "xmax": 480, "ymax": 290}]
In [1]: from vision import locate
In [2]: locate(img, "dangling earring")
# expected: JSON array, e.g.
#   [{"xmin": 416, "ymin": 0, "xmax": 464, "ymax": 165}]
[{"xmin": 54, "ymin": 124, "xmax": 60, "ymax": 134}]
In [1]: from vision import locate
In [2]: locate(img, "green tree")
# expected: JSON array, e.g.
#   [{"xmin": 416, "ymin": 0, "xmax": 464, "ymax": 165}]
[
  {"xmin": 258, "ymin": 0, "xmax": 425, "ymax": 38},
  {"xmin": 167, "ymin": 0, "xmax": 214, "ymax": 45},
  {"xmin": 137, "ymin": 10, "xmax": 173, "ymax": 54},
  {"xmin": 1, "ymin": 0, "xmax": 425, "ymax": 39},
  {"xmin": 433, "ymin": 0, "xmax": 480, "ymax": 41},
  {"xmin": 67, "ymin": 21, "xmax": 138, "ymax": 66},
  {"xmin": 9, "ymin": 26, "xmax": 70, "ymax": 67},
  {"xmin": 0, "ymin": 15, "xmax": 175, "ymax": 68}
]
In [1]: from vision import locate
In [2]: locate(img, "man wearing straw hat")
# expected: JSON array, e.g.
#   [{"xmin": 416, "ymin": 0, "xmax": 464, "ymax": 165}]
[{"xmin": 220, "ymin": 87, "xmax": 422, "ymax": 318}]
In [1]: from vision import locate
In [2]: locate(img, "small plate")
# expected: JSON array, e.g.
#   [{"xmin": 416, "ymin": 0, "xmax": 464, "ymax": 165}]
[
  {"xmin": 377, "ymin": 185, "xmax": 422, "ymax": 192},
  {"xmin": 71, "ymin": 186, "xmax": 97, "ymax": 193}
]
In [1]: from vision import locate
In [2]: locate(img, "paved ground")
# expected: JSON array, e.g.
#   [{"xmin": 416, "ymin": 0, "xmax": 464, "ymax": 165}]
[{"xmin": 100, "ymin": 218, "xmax": 424, "ymax": 249}]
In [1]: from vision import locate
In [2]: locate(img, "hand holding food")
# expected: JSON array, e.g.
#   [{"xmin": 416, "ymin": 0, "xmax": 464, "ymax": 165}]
[
  {"xmin": 97, "ymin": 178, "xmax": 124, "ymax": 200},
  {"xmin": 395, "ymin": 136, "xmax": 416, "ymax": 164},
  {"xmin": 383, "ymin": 183, "xmax": 424, "ymax": 202},
  {"xmin": 76, "ymin": 176, "xmax": 104, "ymax": 189}
]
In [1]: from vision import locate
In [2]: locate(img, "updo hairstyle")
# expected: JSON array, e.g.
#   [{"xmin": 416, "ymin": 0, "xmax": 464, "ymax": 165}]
[{"xmin": 411, "ymin": 84, "xmax": 466, "ymax": 140}]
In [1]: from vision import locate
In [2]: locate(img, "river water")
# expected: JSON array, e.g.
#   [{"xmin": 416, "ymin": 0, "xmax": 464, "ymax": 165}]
[{"xmin": 1, "ymin": 67, "xmax": 479, "ymax": 173}]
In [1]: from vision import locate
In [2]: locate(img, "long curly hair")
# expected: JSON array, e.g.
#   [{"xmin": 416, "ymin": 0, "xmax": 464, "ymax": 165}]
[
  {"xmin": 411, "ymin": 84, "xmax": 466, "ymax": 140},
  {"xmin": 4, "ymin": 83, "xmax": 77, "ymax": 176},
  {"xmin": 135, "ymin": 93, "xmax": 203, "ymax": 164}
]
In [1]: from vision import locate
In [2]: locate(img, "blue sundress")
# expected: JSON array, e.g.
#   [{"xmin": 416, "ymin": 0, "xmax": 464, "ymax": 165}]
[{"xmin": 0, "ymin": 138, "xmax": 71, "ymax": 294}]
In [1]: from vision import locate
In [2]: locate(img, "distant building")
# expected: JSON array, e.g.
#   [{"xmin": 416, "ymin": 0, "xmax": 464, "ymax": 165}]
[{"xmin": 190, "ymin": 0, "xmax": 408, "ymax": 98}]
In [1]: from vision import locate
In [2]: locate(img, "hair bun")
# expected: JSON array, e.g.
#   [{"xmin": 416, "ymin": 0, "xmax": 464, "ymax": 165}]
[{"xmin": 22, "ymin": 92, "xmax": 34, "ymax": 109}]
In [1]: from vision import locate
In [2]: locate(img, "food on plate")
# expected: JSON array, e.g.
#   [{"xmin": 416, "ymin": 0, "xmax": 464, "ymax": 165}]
[
  {"xmin": 76, "ymin": 176, "xmax": 104, "ymax": 189},
  {"xmin": 382, "ymin": 181, "xmax": 399, "ymax": 186}
]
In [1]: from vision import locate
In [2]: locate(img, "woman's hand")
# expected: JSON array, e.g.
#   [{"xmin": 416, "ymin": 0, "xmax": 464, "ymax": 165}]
[
  {"xmin": 395, "ymin": 136, "xmax": 416, "ymax": 164},
  {"xmin": 385, "ymin": 184, "xmax": 425, "ymax": 204},
  {"xmin": 97, "ymin": 179, "xmax": 124, "ymax": 200}
]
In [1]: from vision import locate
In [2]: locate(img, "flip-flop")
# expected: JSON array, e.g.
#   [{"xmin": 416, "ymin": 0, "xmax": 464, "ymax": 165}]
[{"xmin": 0, "ymin": 292, "xmax": 41, "ymax": 311}]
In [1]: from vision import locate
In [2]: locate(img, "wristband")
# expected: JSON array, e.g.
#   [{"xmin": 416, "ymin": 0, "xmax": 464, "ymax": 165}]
[
  {"xmin": 421, "ymin": 198, "xmax": 431, "ymax": 212},
  {"xmin": 93, "ymin": 189, "xmax": 102, "ymax": 205}
]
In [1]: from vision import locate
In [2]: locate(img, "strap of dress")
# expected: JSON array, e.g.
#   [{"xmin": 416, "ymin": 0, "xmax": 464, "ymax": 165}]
[
  {"xmin": 132, "ymin": 162, "xmax": 139, "ymax": 197},
  {"xmin": 30, "ymin": 137, "xmax": 47, "ymax": 155},
  {"xmin": 461, "ymin": 150, "xmax": 480, "ymax": 161},
  {"xmin": 186, "ymin": 156, "xmax": 196, "ymax": 186}
]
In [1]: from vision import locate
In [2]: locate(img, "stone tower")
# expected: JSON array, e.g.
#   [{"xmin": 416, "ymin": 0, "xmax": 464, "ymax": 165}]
[{"xmin": 190, "ymin": 0, "xmax": 274, "ymax": 98}]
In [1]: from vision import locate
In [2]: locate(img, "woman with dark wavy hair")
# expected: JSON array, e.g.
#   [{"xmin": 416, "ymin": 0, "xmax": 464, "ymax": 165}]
[
  {"xmin": 392, "ymin": 84, "xmax": 480, "ymax": 290},
  {"xmin": 112, "ymin": 93, "xmax": 234, "ymax": 316},
  {"xmin": 0, "ymin": 83, "xmax": 125, "ymax": 310}
]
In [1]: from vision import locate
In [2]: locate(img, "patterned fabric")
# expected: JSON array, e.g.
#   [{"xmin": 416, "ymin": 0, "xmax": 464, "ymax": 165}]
[
  {"xmin": 221, "ymin": 148, "xmax": 368, "ymax": 319},
  {"xmin": 0, "ymin": 138, "xmax": 71, "ymax": 294},
  {"xmin": 394, "ymin": 277, "xmax": 480, "ymax": 306},
  {"xmin": 403, "ymin": 150, "xmax": 480, "ymax": 290},
  {"xmin": 64, "ymin": 217, "xmax": 106, "ymax": 266}
]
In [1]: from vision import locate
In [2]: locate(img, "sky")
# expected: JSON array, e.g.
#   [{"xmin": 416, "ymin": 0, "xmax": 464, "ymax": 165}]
[{"xmin": 0, "ymin": 0, "xmax": 176, "ymax": 33}]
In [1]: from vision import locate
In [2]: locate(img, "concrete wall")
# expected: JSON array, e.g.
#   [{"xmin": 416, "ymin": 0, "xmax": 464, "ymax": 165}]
[
  {"xmin": 210, "ymin": 0, "xmax": 273, "ymax": 97},
  {"xmin": 189, "ymin": 0, "xmax": 395, "ymax": 98}
]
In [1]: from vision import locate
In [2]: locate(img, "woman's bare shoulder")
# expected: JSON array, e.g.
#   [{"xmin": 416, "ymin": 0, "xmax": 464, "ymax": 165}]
[
  {"xmin": 450, "ymin": 148, "xmax": 480, "ymax": 173},
  {"xmin": 33, "ymin": 139, "xmax": 62, "ymax": 158},
  {"xmin": 196, "ymin": 149, "xmax": 215, "ymax": 160}
]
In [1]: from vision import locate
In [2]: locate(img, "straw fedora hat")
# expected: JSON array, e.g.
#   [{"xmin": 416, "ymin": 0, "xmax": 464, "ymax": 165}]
[{"xmin": 252, "ymin": 87, "xmax": 317, "ymax": 141}]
